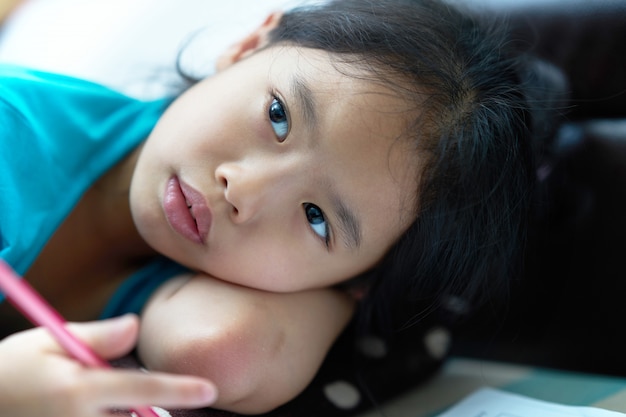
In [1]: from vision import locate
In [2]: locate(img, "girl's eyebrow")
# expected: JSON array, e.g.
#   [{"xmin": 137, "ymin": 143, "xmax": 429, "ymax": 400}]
[
  {"xmin": 291, "ymin": 75, "xmax": 318, "ymax": 133},
  {"xmin": 332, "ymin": 193, "xmax": 362, "ymax": 250}
]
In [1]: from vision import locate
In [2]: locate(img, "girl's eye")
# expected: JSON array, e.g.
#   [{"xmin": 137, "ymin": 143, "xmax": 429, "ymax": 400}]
[
  {"xmin": 304, "ymin": 203, "xmax": 330, "ymax": 246},
  {"xmin": 269, "ymin": 97, "xmax": 289, "ymax": 141}
]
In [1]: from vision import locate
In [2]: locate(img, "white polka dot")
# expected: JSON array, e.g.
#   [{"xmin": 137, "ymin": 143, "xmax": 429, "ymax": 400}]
[
  {"xmin": 356, "ymin": 335, "xmax": 388, "ymax": 358},
  {"xmin": 424, "ymin": 326, "xmax": 451, "ymax": 359},
  {"xmin": 152, "ymin": 408, "xmax": 172, "ymax": 417},
  {"xmin": 443, "ymin": 295, "xmax": 471, "ymax": 315},
  {"xmin": 323, "ymin": 380, "xmax": 361, "ymax": 409},
  {"xmin": 131, "ymin": 407, "xmax": 171, "ymax": 417}
]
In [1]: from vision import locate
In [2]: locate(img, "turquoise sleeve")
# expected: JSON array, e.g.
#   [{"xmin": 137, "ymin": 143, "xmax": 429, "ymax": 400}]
[{"xmin": 0, "ymin": 65, "xmax": 171, "ymax": 304}]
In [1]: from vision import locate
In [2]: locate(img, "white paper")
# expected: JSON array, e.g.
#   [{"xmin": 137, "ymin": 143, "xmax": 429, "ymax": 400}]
[{"xmin": 437, "ymin": 388, "xmax": 625, "ymax": 417}]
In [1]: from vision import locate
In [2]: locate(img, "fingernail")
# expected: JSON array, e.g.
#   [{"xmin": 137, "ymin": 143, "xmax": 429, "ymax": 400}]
[
  {"xmin": 200, "ymin": 383, "xmax": 218, "ymax": 404},
  {"xmin": 111, "ymin": 313, "xmax": 138, "ymax": 326},
  {"xmin": 105, "ymin": 314, "xmax": 138, "ymax": 338}
]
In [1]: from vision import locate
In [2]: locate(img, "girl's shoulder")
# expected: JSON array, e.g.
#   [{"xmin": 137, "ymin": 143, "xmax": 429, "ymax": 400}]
[
  {"xmin": 0, "ymin": 65, "xmax": 170, "ymax": 277},
  {"xmin": 0, "ymin": 64, "xmax": 105, "ymax": 95},
  {"xmin": 0, "ymin": 64, "xmax": 169, "ymax": 108}
]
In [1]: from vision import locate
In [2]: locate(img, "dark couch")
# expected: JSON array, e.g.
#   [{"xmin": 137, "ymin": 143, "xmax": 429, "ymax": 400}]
[{"xmin": 453, "ymin": 0, "xmax": 626, "ymax": 377}]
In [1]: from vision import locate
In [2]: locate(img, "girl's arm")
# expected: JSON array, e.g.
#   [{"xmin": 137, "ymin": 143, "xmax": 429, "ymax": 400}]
[
  {"xmin": 0, "ymin": 315, "xmax": 216, "ymax": 417},
  {"xmin": 138, "ymin": 274, "xmax": 356, "ymax": 414}
]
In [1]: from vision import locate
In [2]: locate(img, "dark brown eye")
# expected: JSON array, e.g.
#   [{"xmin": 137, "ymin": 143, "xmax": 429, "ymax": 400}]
[
  {"xmin": 269, "ymin": 98, "xmax": 289, "ymax": 141},
  {"xmin": 304, "ymin": 203, "xmax": 329, "ymax": 245}
]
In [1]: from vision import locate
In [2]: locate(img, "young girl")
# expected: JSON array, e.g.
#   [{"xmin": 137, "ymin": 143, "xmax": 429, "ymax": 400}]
[{"xmin": 0, "ymin": 0, "xmax": 540, "ymax": 415}]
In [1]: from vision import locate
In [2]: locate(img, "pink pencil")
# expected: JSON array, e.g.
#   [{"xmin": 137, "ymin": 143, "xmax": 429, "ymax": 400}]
[{"xmin": 0, "ymin": 259, "xmax": 159, "ymax": 417}]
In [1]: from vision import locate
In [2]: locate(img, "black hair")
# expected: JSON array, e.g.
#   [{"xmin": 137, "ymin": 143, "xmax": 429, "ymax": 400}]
[{"xmin": 268, "ymin": 0, "xmax": 549, "ymax": 333}]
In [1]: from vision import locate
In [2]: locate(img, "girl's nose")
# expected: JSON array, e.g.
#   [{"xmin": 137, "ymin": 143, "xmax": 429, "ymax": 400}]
[{"xmin": 215, "ymin": 162, "xmax": 288, "ymax": 224}]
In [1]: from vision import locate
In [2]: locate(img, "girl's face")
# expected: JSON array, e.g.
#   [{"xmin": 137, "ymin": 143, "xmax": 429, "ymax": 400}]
[{"xmin": 130, "ymin": 45, "xmax": 419, "ymax": 292}]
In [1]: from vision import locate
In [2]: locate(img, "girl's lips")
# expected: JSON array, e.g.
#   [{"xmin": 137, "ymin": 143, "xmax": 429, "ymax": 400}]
[{"xmin": 163, "ymin": 176, "xmax": 212, "ymax": 244}]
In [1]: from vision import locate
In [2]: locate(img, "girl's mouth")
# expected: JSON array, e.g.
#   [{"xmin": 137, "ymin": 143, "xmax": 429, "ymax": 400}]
[{"xmin": 163, "ymin": 176, "xmax": 212, "ymax": 244}]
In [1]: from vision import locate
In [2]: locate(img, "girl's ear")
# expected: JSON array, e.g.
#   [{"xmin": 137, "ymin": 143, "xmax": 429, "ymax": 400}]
[{"xmin": 216, "ymin": 12, "xmax": 283, "ymax": 72}]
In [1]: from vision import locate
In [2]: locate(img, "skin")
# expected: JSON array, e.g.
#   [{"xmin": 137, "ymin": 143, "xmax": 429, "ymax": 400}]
[
  {"xmin": 0, "ymin": 13, "xmax": 421, "ymax": 416},
  {"xmin": 130, "ymin": 45, "xmax": 419, "ymax": 293},
  {"xmin": 139, "ymin": 275, "xmax": 356, "ymax": 413},
  {"xmin": 0, "ymin": 315, "xmax": 217, "ymax": 417}
]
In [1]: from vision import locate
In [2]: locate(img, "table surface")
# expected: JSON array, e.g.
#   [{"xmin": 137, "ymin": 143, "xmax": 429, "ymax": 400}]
[{"xmin": 356, "ymin": 357, "xmax": 626, "ymax": 417}]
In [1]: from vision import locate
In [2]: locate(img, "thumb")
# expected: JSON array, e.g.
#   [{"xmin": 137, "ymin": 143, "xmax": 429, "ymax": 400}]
[{"xmin": 62, "ymin": 314, "xmax": 140, "ymax": 360}]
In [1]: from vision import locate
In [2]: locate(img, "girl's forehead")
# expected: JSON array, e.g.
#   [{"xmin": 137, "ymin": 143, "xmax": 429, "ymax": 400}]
[
  {"xmin": 261, "ymin": 46, "xmax": 411, "ymax": 109},
  {"xmin": 263, "ymin": 46, "xmax": 365, "ymax": 83},
  {"xmin": 281, "ymin": 47, "xmax": 420, "ymax": 194}
]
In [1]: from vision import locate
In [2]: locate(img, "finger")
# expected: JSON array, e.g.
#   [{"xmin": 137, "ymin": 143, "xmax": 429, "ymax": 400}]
[
  {"xmin": 60, "ymin": 314, "xmax": 140, "ymax": 360},
  {"xmin": 83, "ymin": 368, "xmax": 218, "ymax": 410},
  {"xmin": 5, "ymin": 315, "xmax": 138, "ymax": 359}
]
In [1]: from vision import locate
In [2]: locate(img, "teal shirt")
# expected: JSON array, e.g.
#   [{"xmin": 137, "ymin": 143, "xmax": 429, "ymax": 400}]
[{"xmin": 0, "ymin": 65, "xmax": 186, "ymax": 316}]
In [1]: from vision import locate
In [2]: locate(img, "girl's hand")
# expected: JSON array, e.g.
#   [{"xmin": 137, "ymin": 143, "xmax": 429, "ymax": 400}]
[{"xmin": 0, "ymin": 314, "xmax": 217, "ymax": 417}]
